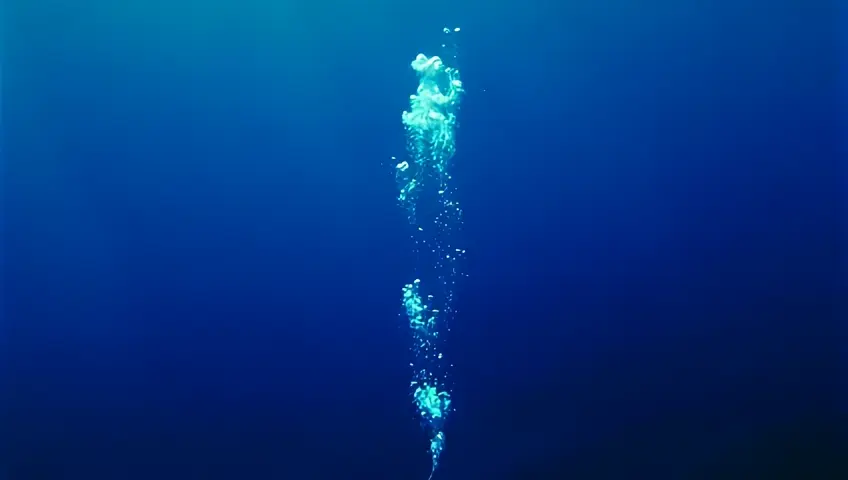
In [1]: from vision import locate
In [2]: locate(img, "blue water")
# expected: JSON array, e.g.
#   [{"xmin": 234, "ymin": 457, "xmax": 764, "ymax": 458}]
[{"xmin": 6, "ymin": 1, "xmax": 841, "ymax": 479}]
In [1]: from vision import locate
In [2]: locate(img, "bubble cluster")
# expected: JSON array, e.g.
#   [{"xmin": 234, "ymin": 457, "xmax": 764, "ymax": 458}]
[{"xmin": 395, "ymin": 27, "xmax": 465, "ymax": 480}]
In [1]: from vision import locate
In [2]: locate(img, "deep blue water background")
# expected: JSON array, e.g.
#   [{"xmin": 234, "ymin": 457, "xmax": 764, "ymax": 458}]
[{"xmin": 5, "ymin": 1, "xmax": 842, "ymax": 479}]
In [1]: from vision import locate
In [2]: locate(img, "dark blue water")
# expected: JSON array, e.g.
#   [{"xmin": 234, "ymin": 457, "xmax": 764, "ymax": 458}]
[{"xmin": 6, "ymin": 1, "xmax": 842, "ymax": 479}]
